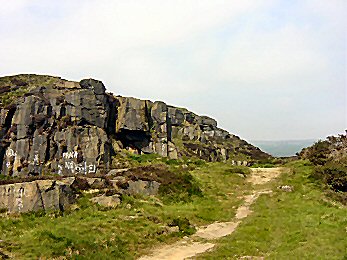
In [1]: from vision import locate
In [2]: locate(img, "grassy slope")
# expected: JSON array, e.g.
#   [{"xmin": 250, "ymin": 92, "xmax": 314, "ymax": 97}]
[
  {"xmin": 0, "ymin": 163, "xmax": 248, "ymax": 259},
  {"xmin": 0, "ymin": 161, "xmax": 345, "ymax": 259},
  {"xmin": 197, "ymin": 161, "xmax": 347, "ymax": 259}
]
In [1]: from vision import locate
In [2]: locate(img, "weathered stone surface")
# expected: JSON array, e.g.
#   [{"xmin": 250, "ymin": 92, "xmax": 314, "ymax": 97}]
[
  {"xmin": 151, "ymin": 101, "xmax": 167, "ymax": 124},
  {"xmin": 168, "ymin": 107, "xmax": 184, "ymax": 126},
  {"xmin": 168, "ymin": 141, "xmax": 178, "ymax": 159},
  {"xmin": 0, "ymin": 179, "xmax": 75, "ymax": 213},
  {"xmin": 90, "ymin": 195, "xmax": 121, "ymax": 208},
  {"xmin": 278, "ymin": 185, "xmax": 294, "ymax": 192},
  {"xmin": 197, "ymin": 116, "xmax": 217, "ymax": 128},
  {"xmin": 79, "ymin": 78, "xmax": 106, "ymax": 95},
  {"xmin": 0, "ymin": 74, "xmax": 270, "ymax": 177},
  {"xmin": 116, "ymin": 97, "xmax": 150, "ymax": 132},
  {"xmin": 114, "ymin": 97, "xmax": 152, "ymax": 152},
  {"xmin": 125, "ymin": 180, "xmax": 160, "ymax": 196},
  {"xmin": 0, "ymin": 75, "xmax": 113, "ymax": 177},
  {"xmin": 82, "ymin": 177, "xmax": 108, "ymax": 189}
]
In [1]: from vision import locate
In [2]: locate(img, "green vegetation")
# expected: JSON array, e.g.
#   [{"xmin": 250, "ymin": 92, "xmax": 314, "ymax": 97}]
[
  {"xmin": 250, "ymin": 157, "xmax": 289, "ymax": 168},
  {"xmin": 0, "ymin": 87, "xmax": 29, "ymax": 106},
  {"xmin": 121, "ymin": 151, "xmax": 206, "ymax": 168},
  {"xmin": 159, "ymin": 171, "xmax": 203, "ymax": 203},
  {"xmin": 169, "ymin": 217, "xmax": 196, "ymax": 235},
  {"xmin": 223, "ymin": 165, "xmax": 250, "ymax": 176},
  {"xmin": 300, "ymin": 133, "xmax": 347, "ymax": 203},
  {"xmin": 0, "ymin": 162, "xmax": 248, "ymax": 259},
  {"xmin": 0, "ymin": 156, "xmax": 345, "ymax": 259},
  {"xmin": 197, "ymin": 161, "xmax": 347, "ymax": 259},
  {"xmin": 0, "ymin": 74, "xmax": 61, "ymax": 106}
]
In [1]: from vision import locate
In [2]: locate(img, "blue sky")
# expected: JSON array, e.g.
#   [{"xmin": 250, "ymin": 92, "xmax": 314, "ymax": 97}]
[{"xmin": 0, "ymin": 0, "xmax": 345, "ymax": 141}]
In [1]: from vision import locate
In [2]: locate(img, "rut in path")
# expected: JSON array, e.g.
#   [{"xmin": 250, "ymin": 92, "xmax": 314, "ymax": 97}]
[{"xmin": 139, "ymin": 167, "xmax": 283, "ymax": 260}]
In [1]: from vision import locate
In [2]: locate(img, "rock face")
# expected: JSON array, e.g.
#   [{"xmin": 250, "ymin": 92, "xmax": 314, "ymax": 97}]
[
  {"xmin": 0, "ymin": 75, "xmax": 113, "ymax": 177},
  {"xmin": 0, "ymin": 178, "xmax": 76, "ymax": 213},
  {"xmin": 0, "ymin": 175, "xmax": 161, "ymax": 213},
  {"xmin": 0, "ymin": 74, "xmax": 270, "ymax": 177}
]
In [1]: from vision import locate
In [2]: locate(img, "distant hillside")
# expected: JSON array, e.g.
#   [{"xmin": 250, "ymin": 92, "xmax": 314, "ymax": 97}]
[{"xmin": 250, "ymin": 139, "xmax": 316, "ymax": 157}]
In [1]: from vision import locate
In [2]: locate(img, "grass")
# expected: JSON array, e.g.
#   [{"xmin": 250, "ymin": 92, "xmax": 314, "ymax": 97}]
[
  {"xmin": 0, "ymin": 74, "xmax": 62, "ymax": 106},
  {"xmin": 0, "ymin": 162, "xmax": 248, "ymax": 259},
  {"xmin": 197, "ymin": 161, "xmax": 347, "ymax": 259},
  {"xmin": 0, "ymin": 87, "xmax": 30, "ymax": 106},
  {"xmin": 1, "ymin": 161, "xmax": 345, "ymax": 259}
]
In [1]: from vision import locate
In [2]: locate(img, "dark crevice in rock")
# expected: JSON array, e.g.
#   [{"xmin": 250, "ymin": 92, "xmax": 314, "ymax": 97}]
[
  {"xmin": 35, "ymin": 182, "xmax": 45, "ymax": 211},
  {"xmin": 116, "ymin": 129, "xmax": 151, "ymax": 153},
  {"xmin": 145, "ymin": 101, "xmax": 153, "ymax": 130},
  {"xmin": 106, "ymin": 97, "xmax": 118, "ymax": 136},
  {"xmin": 1, "ymin": 107, "xmax": 16, "ymax": 139},
  {"xmin": 47, "ymin": 104, "xmax": 53, "ymax": 117},
  {"xmin": 45, "ymin": 181, "xmax": 56, "ymax": 192},
  {"xmin": 77, "ymin": 118, "xmax": 89, "ymax": 126},
  {"xmin": 44, "ymin": 135, "xmax": 51, "ymax": 163},
  {"xmin": 61, "ymin": 145, "xmax": 68, "ymax": 154},
  {"xmin": 60, "ymin": 106, "xmax": 66, "ymax": 117},
  {"xmin": 165, "ymin": 108, "xmax": 172, "ymax": 157},
  {"xmin": 4, "ymin": 107, "xmax": 16, "ymax": 130},
  {"xmin": 166, "ymin": 110, "xmax": 172, "ymax": 142},
  {"xmin": 0, "ymin": 107, "xmax": 16, "ymax": 174},
  {"xmin": 0, "ymin": 147, "xmax": 6, "ymax": 174}
]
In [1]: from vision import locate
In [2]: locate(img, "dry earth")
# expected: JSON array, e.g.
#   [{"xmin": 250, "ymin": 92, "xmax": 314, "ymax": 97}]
[{"xmin": 139, "ymin": 168, "xmax": 284, "ymax": 260}]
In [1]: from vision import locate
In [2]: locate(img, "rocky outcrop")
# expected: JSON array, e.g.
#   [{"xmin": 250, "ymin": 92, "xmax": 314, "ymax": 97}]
[
  {"xmin": 0, "ymin": 74, "xmax": 270, "ymax": 177},
  {"xmin": 0, "ymin": 174, "xmax": 161, "ymax": 213},
  {"xmin": 0, "ymin": 178, "xmax": 76, "ymax": 213},
  {"xmin": 0, "ymin": 75, "xmax": 113, "ymax": 177}
]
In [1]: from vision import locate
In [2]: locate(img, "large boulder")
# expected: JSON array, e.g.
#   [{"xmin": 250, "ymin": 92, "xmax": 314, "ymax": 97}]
[{"xmin": 0, "ymin": 179, "xmax": 75, "ymax": 213}]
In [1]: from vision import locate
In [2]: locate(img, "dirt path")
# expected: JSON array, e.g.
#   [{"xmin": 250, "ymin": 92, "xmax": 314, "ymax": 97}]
[{"xmin": 139, "ymin": 168, "xmax": 283, "ymax": 260}]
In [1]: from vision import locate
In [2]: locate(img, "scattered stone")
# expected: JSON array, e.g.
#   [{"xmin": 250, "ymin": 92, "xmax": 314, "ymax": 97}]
[
  {"xmin": 90, "ymin": 195, "xmax": 121, "ymax": 208},
  {"xmin": 125, "ymin": 180, "xmax": 160, "ymax": 196},
  {"xmin": 167, "ymin": 226, "xmax": 180, "ymax": 234},
  {"xmin": 107, "ymin": 169, "xmax": 129, "ymax": 176},
  {"xmin": 278, "ymin": 185, "xmax": 294, "ymax": 192},
  {"xmin": 83, "ymin": 189, "xmax": 100, "ymax": 194},
  {"xmin": 239, "ymin": 256, "xmax": 264, "ymax": 260}
]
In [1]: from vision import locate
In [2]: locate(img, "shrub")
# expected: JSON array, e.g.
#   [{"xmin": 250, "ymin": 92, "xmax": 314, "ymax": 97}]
[
  {"xmin": 169, "ymin": 217, "xmax": 196, "ymax": 235},
  {"xmin": 224, "ymin": 166, "xmax": 251, "ymax": 177},
  {"xmin": 312, "ymin": 162, "xmax": 347, "ymax": 192},
  {"xmin": 305, "ymin": 140, "xmax": 330, "ymax": 166},
  {"xmin": 159, "ymin": 171, "xmax": 202, "ymax": 203}
]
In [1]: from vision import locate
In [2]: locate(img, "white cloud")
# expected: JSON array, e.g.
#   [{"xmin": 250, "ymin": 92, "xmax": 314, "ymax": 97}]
[
  {"xmin": 59, "ymin": 0, "xmax": 266, "ymax": 47},
  {"xmin": 0, "ymin": 0, "xmax": 345, "ymax": 140},
  {"xmin": 216, "ymin": 25, "xmax": 328, "ymax": 87}
]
